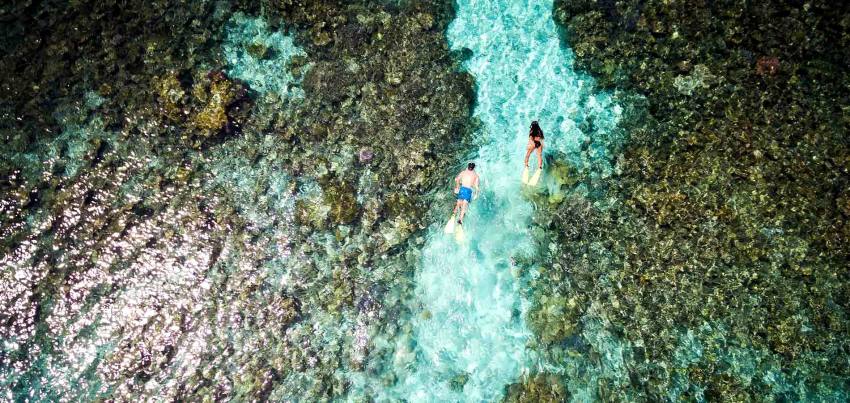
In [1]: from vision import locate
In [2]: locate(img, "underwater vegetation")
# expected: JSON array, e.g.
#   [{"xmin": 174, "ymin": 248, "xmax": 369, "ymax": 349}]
[
  {"xmin": 1, "ymin": 0, "xmax": 476, "ymax": 400},
  {"xmin": 514, "ymin": 0, "xmax": 850, "ymax": 400},
  {"xmin": 2, "ymin": 0, "xmax": 848, "ymax": 400}
]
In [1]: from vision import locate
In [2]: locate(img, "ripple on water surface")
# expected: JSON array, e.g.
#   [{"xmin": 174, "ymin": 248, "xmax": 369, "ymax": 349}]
[
  {"xmin": 375, "ymin": 0, "xmax": 621, "ymax": 401},
  {"xmin": 1, "ymin": 2, "xmax": 625, "ymax": 400},
  {"xmin": 0, "ymin": 13, "xmax": 307, "ymax": 401}
]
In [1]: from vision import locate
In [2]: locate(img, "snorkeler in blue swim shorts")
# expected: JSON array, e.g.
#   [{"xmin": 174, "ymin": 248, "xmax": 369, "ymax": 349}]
[
  {"xmin": 452, "ymin": 163, "xmax": 479, "ymax": 225},
  {"xmin": 457, "ymin": 186, "xmax": 473, "ymax": 202}
]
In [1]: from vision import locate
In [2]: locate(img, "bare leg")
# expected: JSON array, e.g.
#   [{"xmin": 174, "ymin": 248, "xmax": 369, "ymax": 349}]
[
  {"xmin": 536, "ymin": 147, "xmax": 543, "ymax": 168},
  {"xmin": 452, "ymin": 200, "xmax": 460, "ymax": 215},
  {"xmin": 458, "ymin": 201, "xmax": 468, "ymax": 223},
  {"xmin": 524, "ymin": 145, "xmax": 534, "ymax": 166}
]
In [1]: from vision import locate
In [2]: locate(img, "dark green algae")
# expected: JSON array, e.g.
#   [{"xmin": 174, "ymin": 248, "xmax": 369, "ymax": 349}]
[
  {"xmin": 506, "ymin": 0, "xmax": 850, "ymax": 400},
  {"xmin": 1, "ymin": 0, "xmax": 476, "ymax": 400},
  {"xmin": 3, "ymin": 0, "xmax": 849, "ymax": 401}
]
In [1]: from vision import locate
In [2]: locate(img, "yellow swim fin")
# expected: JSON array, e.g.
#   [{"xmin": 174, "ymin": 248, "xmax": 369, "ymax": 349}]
[
  {"xmin": 454, "ymin": 222, "xmax": 465, "ymax": 243},
  {"xmin": 521, "ymin": 166, "xmax": 529, "ymax": 184},
  {"xmin": 444, "ymin": 214, "xmax": 456, "ymax": 234},
  {"xmin": 528, "ymin": 168, "xmax": 542, "ymax": 186}
]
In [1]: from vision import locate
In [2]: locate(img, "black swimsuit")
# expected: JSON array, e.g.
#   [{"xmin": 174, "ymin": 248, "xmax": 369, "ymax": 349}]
[{"xmin": 531, "ymin": 136, "xmax": 543, "ymax": 149}]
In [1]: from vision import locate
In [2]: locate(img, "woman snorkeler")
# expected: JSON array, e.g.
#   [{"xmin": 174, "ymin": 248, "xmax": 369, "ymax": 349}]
[
  {"xmin": 521, "ymin": 121, "xmax": 545, "ymax": 186},
  {"xmin": 524, "ymin": 120, "xmax": 544, "ymax": 169}
]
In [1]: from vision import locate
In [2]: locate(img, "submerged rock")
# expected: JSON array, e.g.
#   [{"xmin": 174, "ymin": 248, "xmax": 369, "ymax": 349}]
[
  {"xmin": 191, "ymin": 72, "xmax": 241, "ymax": 133},
  {"xmin": 153, "ymin": 68, "xmax": 251, "ymax": 147},
  {"xmin": 673, "ymin": 64, "xmax": 716, "ymax": 96},
  {"xmin": 358, "ymin": 147, "xmax": 374, "ymax": 163},
  {"xmin": 0, "ymin": 0, "xmax": 476, "ymax": 401},
  {"xmin": 547, "ymin": 0, "xmax": 850, "ymax": 398},
  {"xmin": 755, "ymin": 56, "xmax": 780, "ymax": 76},
  {"xmin": 322, "ymin": 179, "xmax": 359, "ymax": 225},
  {"xmin": 502, "ymin": 373, "xmax": 568, "ymax": 403}
]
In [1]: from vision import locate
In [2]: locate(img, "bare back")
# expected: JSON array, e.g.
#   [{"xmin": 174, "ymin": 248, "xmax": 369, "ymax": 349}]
[{"xmin": 457, "ymin": 170, "xmax": 478, "ymax": 188}]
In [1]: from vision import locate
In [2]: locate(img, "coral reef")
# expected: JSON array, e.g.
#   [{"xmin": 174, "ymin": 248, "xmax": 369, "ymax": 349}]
[
  {"xmin": 516, "ymin": 0, "xmax": 850, "ymax": 399},
  {"xmin": 4, "ymin": 0, "xmax": 847, "ymax": 400},
  {"xmin": 222, "ymin": 12, "xmax": 307, "ymax": 101},
  {"xmin": 322, "ymin": 179, "xmax": 359, "ymax": 225},
  {"xmin": 0, "ymin": 0, "xmax": 475, "ymax": 401},
  {"xmin": 0, "ymin": 0, "xmax": 229, "ymax": 158},
  {"xmin": 502, "ymin": 373, "xmax": 569, "ymax": 403},
  {"xmin": 154, "ymin": 68, "xmax": 251, "ymax": 146}
]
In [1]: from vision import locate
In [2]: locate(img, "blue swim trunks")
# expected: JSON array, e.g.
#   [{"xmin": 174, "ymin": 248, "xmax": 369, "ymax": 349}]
[{"xmin": 457, "ymin": 186, "xmax": 473, "ymax": 202}]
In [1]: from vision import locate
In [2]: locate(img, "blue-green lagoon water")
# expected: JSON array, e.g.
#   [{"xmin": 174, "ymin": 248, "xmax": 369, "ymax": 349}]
[
  {"xmin": 371, "ymin": 0, "xmax": 620, "ymax": 400},
  {"xmin": 1, "ymin": 0, "xmax": 848, "ymax": 401}
]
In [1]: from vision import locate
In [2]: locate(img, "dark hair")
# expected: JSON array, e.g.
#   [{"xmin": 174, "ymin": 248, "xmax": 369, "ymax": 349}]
[
  {"xmin": 467, "ymin": 162, "xmax": 476, "ymax": 170},
  {"xmin": 529, "ymin": 121, "xmax": 544, "ymax": 139}
]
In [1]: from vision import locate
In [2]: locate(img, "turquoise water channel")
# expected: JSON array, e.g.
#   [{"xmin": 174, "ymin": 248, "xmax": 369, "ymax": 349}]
[
  {"xmin": 1, "ymin": 1, "xmax": 626, "ymax": 401},
  {"xmin": 384, "ymin": 0, "xmax": 621, "ymax": 400}
]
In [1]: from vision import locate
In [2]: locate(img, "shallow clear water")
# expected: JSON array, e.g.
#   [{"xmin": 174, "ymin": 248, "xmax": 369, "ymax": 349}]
[
  {"xmin": 9, "ymin": 0, "xmax": 844, "ymax": 401},
  {"xmin": 378, "ymin": 0, "xmax": 620, "ymax": 400},
  {"xmin": 0, "ymin": 13, "xmax": 308, "ymax": 401},
  {"xmin": 223, "ymin": 12, "xmax": 306, "ymax": 101},
  {"xmin": 1, "ymin": 1, "xmax": 625, "ymax": 400}
]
